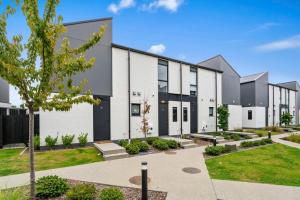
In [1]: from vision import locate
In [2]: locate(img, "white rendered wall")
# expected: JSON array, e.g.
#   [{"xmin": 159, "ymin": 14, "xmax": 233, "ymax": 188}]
[
  {"xmin": 110, "ymin": 48, "xmax": 129, "ymax": 140},
  {"xmin": 274, "ymin": 87, "xmax": 280, "ymax": 126},
  {"xmin": 268, "ymin": 85, "xmax": 273, "ymax": 126},
  {"xmin": 168, "ymin": 61, "xmax": 180, "ymax": 94},
  {"xmin": 39, "ymin": 102, "xmax": 93, "ymax": 146},
  {"xmin": 289, "ymin": 90, "xmax": 296, "ymax": 125},
  {"xmin": 242, "ymin": 107, "xmax": 266, "ymax": 128},
  {"xmin": 198, "ymin": 69, "xmax": 222, "ymax": 132},
  {"xmin": 228, "ymin": 105, "xmax": 242, "ymax": 130},
  {"xmin": 181, "ymin": 64, "xmax": 190, "ymax": 95}
]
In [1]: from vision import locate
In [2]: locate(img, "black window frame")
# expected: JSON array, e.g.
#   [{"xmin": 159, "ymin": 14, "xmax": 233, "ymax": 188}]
[
  {"xmin": 131, "ymin": 104, "xmax": 141, "ymax": 116},
  {"xmin": 172, "ymin": 107, "xmax": 177, "ymax": 122},
  {"xmin": 183, "ymin": 107, "xmax": 188, "ymax": 122},
  {"xmin": 158, "ymin": 59, "xmax": 168, "ymax": 93},
  {"xmin": 190, "ymin": 67, "xmax": 197, "ymax": 96},
  {"xmin": 248, "ymin": 110, "xmax": 252, "ymax": 120},
  {"xmin": 209, "ymin": 107, "xmax": 214, "ymax": 117}
]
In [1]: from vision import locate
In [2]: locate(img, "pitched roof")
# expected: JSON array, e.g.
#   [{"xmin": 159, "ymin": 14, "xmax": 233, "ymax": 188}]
[
  {"xmin": 240, "ymin": 72, "xmax": 267, "ymax": 84},
  {"xmin": 198, "ymin": 55, "xmax": 241, "ymax": 78}
]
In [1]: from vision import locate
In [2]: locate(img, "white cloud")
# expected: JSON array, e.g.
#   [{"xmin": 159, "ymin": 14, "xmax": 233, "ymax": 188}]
[
  {"xmin": 148, "ymin": 44, "xmax": 166, "ymax": 54},
  {"xmin": 142, "ymin": 0, "xmax": 183, "ymax": 12},
  {"xmin": 255, "ymin": 35, "xmax": 300, "ymax": 52},
  {"xmin": 108, "ymin": 0, "xmax": 135, "ymax": 14},
  {"xmin": 249, "ymin": 22, "xmax": 280, "ymax": 33}
]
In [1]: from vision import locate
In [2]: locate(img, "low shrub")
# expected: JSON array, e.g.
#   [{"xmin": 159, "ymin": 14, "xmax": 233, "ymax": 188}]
[
  {"xmin": 166, "ymin": 140, "xmax": 178, "ymax": 149},
  {"xmin": 137, "ymin": 141, "xmax": 149, "ymax": 152},
  {"xmin": 78, "ymin": 133, "xmax": 88, "ymax": 147},
  {"xmin": 66, "ymin": 183, "xmax": 96, "ymax": 200},
  {"xmin": 224, "ymin": 144, "xmax": 237, "ymax": 153},
  {"xmin": 118, "ymin": 139, "xmax": 129, "ymax": 147},
  {"xmin": 62, "ymin": 134, "xmax": 75, "ymax": 148},
  {"xmin": 205, "ymin": 146, "xmax": 225, "ymax": 156},
  {"xmin": 0, "ymin": 187, "xmax": 28, "ymax": 200},
  {"xmin": 231, "ymin": 134, "xmax": 240, "ymax": 141},
  {"xmin": 131, "ymin": 138, "xmax": 142, "ymax": 144},
  {"xmin": 36, "ymin": 175, "xmax": 69, "ymax": 198},
  {"xmin": 99, "ymin": 187, "xmax": 124, "ymax": 200},
  {"xmin": 152, "ymin": 139, "xmax": 169, "ymax": 150},
  {"xmin": 45, "ymin": 135, "xmax": 58, "ymax": 149},
  {"xmin": 126, "ymin": 143, "xmax": 140, "ymax": 154},
  {"xmin": 234, "ymin": 128, "xmax": 243, "ymax": 132},
  {"xmin": 146, "ymin": 137, "xmax": 158, "ymax": 145},
  {"xmin": 34, "ymin": 135, "xmax": 40, "ymax": 150},
  {"xmin": 264, "ymin": 126, "xmax": 282, "ymax": 133},
  {"xmin": 240, "ymin": 138, "xmax": 272, "ymax": 148},
  {"xmin": 285, "ymin": 134, "xmax": 300, "ymax": 143}
]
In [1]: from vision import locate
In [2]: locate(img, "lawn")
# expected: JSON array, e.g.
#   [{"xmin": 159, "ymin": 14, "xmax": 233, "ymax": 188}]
[
  {"xmin": 0, "ymin": 147, "xmax": 103, "ymax": 177},
  {"xmin": 205, "ymin": 144, "xmax": 300, "ymax": 186}
]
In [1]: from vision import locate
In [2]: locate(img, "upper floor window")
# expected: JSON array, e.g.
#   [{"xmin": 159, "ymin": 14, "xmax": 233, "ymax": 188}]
[
  {"xmin": 190, "ymin": 67, "xmax": 197, "ymax": 96},
  {"xmin": 158, "ymin": 60, "xmax": 168, "ymax": 93},
  {"xmin": 183, "ymin": 107, "xmax": 188, "ymax": 121},
  {"xmin": 172, "ymin": 107, "xmax": 177, "ymax": 122},
  {"xmin": 248, "ymin": 110, "xmax": 252, "ymax": 120}
]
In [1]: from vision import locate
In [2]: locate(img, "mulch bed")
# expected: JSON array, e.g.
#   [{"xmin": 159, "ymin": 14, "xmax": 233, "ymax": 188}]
[{"xmin": 51, "ymin": 179, "xmax": 167, "ymax": 200}]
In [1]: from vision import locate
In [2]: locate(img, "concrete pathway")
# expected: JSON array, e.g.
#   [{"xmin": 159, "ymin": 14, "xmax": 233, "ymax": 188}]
[
  {"xmin": 213, "ymin": 179, "xmax": 300, "ymax": 200},
  {"xmin": 272, "ymin": 132, "xmax": 300, "ymax": 149},
  {"xmin": 0, "ymin": 147, "xmax": 217, "ymax": 200}
]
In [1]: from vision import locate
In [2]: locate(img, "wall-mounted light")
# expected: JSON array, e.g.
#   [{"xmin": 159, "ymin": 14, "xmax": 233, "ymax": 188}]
[
  {"xmin": 133, "ymin": 91, "xmax": 136, "ymax": 96},
  {"xmin": 137, "ymin": 92, "xmax": 141, "ymax": 96}
]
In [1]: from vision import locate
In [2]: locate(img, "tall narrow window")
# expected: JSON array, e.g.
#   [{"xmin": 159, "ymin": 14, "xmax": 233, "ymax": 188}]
[
  {"xmin": 190, "ymin": 67, "xmax": 197, "ymax": 96},
  {"xmin": 248, "ymin": 110, "xmax": 252, "ymax": 120},
  {"xmin": 172, "ymin": 107, "xmax": 177, "ymax": 122},
  {"xmin": 209, "ymin": 107, "xmax": 214, "ymax": 117},
  {"xmin": 183, "ymin": 107, "xmax": 188, "ymax": 121},
  {"xmin": 158, "ymin": 60, "xmax": 168, "ymax": 93}
]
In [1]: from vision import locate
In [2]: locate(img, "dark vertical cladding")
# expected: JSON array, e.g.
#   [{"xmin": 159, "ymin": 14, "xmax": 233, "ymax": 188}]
[
  {"xmin": 158, "ymin": 93, "xmax": 169, "ymax": 136},
  {"xmin": 190, "ymin": 97, "xmax": 198, "ymax": 133},
  {"xmin": 62, "ymin": 18, "xmax": 113, "ymax": 96},
  {"xmin": 93, "ymin": 95, "xmax": 111, "ymax": 141}
]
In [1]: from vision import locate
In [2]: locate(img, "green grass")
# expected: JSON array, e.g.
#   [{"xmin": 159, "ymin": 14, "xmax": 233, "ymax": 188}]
[
  {"xmin": 0, "ymin": 147, "xmax": 103, "ymax": 177},
  {"xmin": 205, "ymin": 144, "xmax": 300, "ymax": 186},
  {"xmin": 284, "ymin": 134, "xmax": 300, "ymax": 144}
]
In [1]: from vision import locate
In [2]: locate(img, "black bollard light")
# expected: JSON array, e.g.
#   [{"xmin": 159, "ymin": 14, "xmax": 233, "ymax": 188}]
[
  {"xmin": 213, "ymin": 136, "xmax": 217, "ymax": 146},
  {"xmin": 268, "ymin": 131, "xmax": 271, "ymax": 139},
  {"xmin": 141, "ymin": 161, "xmax": 148, "ymax": 200}
]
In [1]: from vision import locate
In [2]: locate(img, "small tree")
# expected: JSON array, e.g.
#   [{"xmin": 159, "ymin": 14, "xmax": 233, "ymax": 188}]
[
  {"xmin": 217, "ymin": 105, "xmax": 229, "ymax": 133},
  {"xmin": 280, "ymin": 112, "xmax": 293, "ymax": 127},
  {"xmin": 0, "ymin": 1, "xmax": 105, "ymax": 199},
  {"xmin": 140, "ymin": 98, "xmax": 151, "ymax": 138}
]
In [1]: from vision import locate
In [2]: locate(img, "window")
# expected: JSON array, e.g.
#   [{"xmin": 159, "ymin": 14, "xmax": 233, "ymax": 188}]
[
  {"xmin": 158, "ymin": 60, "xmax": 168, "ymax": 93},
  {"xmin": 248, "ymin": 110, "xmax": 252, "ymax": 120},
  {"xmin": 172, "ymin": 107, "xmax": 177, "ymax": 122},
  {"xmin": 209, "ymin": 107, "xmax": 214, "ymax": 117},
  {"xmin": 183, "ymin": 107, "xmax": 188, "ymax": 121},
  {"xmin": 190, "ymin": 68, "xmax": 197, "ymax": 96},
  {"xmin": 131, "ymin": 104, "xmax": 140, "ymax": 116}
]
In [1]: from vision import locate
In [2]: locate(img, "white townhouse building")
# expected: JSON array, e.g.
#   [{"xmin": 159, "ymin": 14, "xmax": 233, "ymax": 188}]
[{"xmin": 39, "ymin": 18, "xmax": 222, "ymax": 146}]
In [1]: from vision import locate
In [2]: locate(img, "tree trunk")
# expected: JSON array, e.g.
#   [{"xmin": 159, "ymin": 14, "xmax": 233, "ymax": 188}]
[{"xmin": 29, "ymin": 108, "xmax": 35, "ymax": 200}]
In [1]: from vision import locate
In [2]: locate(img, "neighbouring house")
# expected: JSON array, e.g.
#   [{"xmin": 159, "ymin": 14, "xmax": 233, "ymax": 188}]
[
  {"xmin": 240, "ymin": 72, "xmax": 297, "ymax": 128},
  {"xmin": 39, "ymin": 17, "xmax": 223, "ymax": 147},
  {"xmin": 198, "ymin": 55, "xmax": 242, "ymax": 130}
]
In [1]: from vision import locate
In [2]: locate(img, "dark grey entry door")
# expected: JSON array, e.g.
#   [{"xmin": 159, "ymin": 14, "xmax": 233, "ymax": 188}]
[
  {"xmin": 190, "ymin": 98, "xmax": 198, "ymax": 133},
  {"xmin": 93, "ymin": 96, "xmax": 110, "ymax": 141},
  {"xmin": 159, "ymin": 102, "xmax": 169, "ymax": 136}
]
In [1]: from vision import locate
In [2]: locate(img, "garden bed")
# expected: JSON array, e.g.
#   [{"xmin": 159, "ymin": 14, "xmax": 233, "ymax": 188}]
[{"xmin": 282, "ymin": 134, "xmax": 300, "ymax": 144}]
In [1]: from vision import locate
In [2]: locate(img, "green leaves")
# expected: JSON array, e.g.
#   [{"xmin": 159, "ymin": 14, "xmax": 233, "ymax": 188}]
[
  {"xmin": 0, "ymin": 0, "xmax": 105, "ymax": 111},
  {"xmin": 217, "ymin": 105, "xmax": 230, "ymax": 131}
]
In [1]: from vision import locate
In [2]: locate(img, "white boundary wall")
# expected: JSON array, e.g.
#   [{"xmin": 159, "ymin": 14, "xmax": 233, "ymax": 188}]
[
  {"xmin": 242, "ymin": 106, "xmax": 266, "ymax": 128},
  {"xmin": 228, "ymin": 105, "xmax": 242, "ymax": 130}
]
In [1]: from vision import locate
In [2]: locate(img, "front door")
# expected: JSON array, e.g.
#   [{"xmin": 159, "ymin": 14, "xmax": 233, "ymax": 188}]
[
  {"xmin": 93, "ymin": 96, "xmax": 110, "ymax": 141},
  {"xmin": 190, "ymin": 98, "xmax": 198, "ymax": 133},
  {"xmin": 159, "ymin": 102, "xmax": 169, "ymax": 136}
]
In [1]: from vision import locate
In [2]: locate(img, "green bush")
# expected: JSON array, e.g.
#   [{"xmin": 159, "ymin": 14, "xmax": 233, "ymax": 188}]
[
  {"xmin": 166, "ymin": 140, "xmax": 178, "ymax": 149},
  {"xmin": 240, "ymin": 138, "xmax": 272, "ymax": 148},
  {"xmin": 78, "ymin": 133, "xmax": 88, "ymax": 147},
  {"xmin": 66, "ymin": 183, "xmax": 96, "ymax": 200},
  {"xmin": 45, "ymin": 135, "xmax": 58, "ymax": 149},
  {"xmin": 62, "ymin": 134, "xmax": 75, "ymax": 148},
  {"xmin": 146, "ymin": 137, "xmax": 158, "ymax": 145},
  {"xmin": 0, "ymin": 187, "xmax": 28, "ymax": 200},
  {"xmin": 36, "ymin": 175, "xmax": 69, "ymax": 198},
  {"xmin": 99, "ymin": 187, "xmax": 124, "ymax": 200},
  {"xmin": 231, "ymin": 134, "xmax": 240, "ymax": 141},
  {"xmin": 205, "ymin": 146, "xmax": 225, "ymax": 156},
  {"xmin": 224, "ymin": 144, "xmax": 237, "ymax": 153},
  {"xmin": 234, "ymin": 128, "xmax": 243, "ymax": 132},
  {"xmin": 118, "ymin": 139, "xmax": 129, "ymax": 147},
  {"xmin": 131, "ymin": 138, "xmax": 142, "ymax": 144},
  {"xmin": 152, "ymin": 139, "xmax": 169, "ymax": 150},
  {"xmin": 137, "ymin": 141, "xmax": 149, "ymax": 152},
  {"xmin": 126, "ymin": 143, "xmax": 140, "ymax": 154},
  {"xmin": 34, "ymin": 135, "xmax": 40, "ymax": 150},
  {"xmin": 240, "ymin": 141, "xmax": 253, "ymax": 148}
]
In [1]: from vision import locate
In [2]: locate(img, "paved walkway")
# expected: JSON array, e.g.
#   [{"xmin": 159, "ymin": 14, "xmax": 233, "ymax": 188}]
[
  {"xmin": 213, "ymin": 179, "xmax": 300, "ymax": 200},
  {"xmin": 0, "ymin": 147, "xmax": 217, "ymax": 200}
]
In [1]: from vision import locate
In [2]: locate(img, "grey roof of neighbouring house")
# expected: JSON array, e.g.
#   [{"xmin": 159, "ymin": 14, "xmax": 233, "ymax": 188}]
[
  {"xmin": 198, "ymin": 55, "xmax": 241, "ymax": 77},
  {"xmin": 277, "ymin": 81, "xmax": 300, "ymax": 91},
  {"xmin": 240, "ymin": 72, "xmax": 267, "ymax": 84}
]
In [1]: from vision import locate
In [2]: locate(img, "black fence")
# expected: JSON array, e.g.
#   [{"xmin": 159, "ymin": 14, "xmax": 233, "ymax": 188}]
[{"xmin": 0, "ymin": 108, "xmax": 39, "ymax": 148}]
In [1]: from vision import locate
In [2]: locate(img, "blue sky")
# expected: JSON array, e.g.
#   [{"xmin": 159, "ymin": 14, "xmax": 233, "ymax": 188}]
[{"xmin": 3, "ymin": 0, "xmax": 300, "ymax": 106}]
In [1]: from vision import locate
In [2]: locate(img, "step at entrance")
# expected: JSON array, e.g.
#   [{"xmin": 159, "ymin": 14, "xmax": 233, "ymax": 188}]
[
  {"xmin": 162, "ymin": 137, "xmax": 198, "ymax": 149},
  {"xmin": 94, "ymin": 142, "xmax": 128, "ymax": 160}
]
